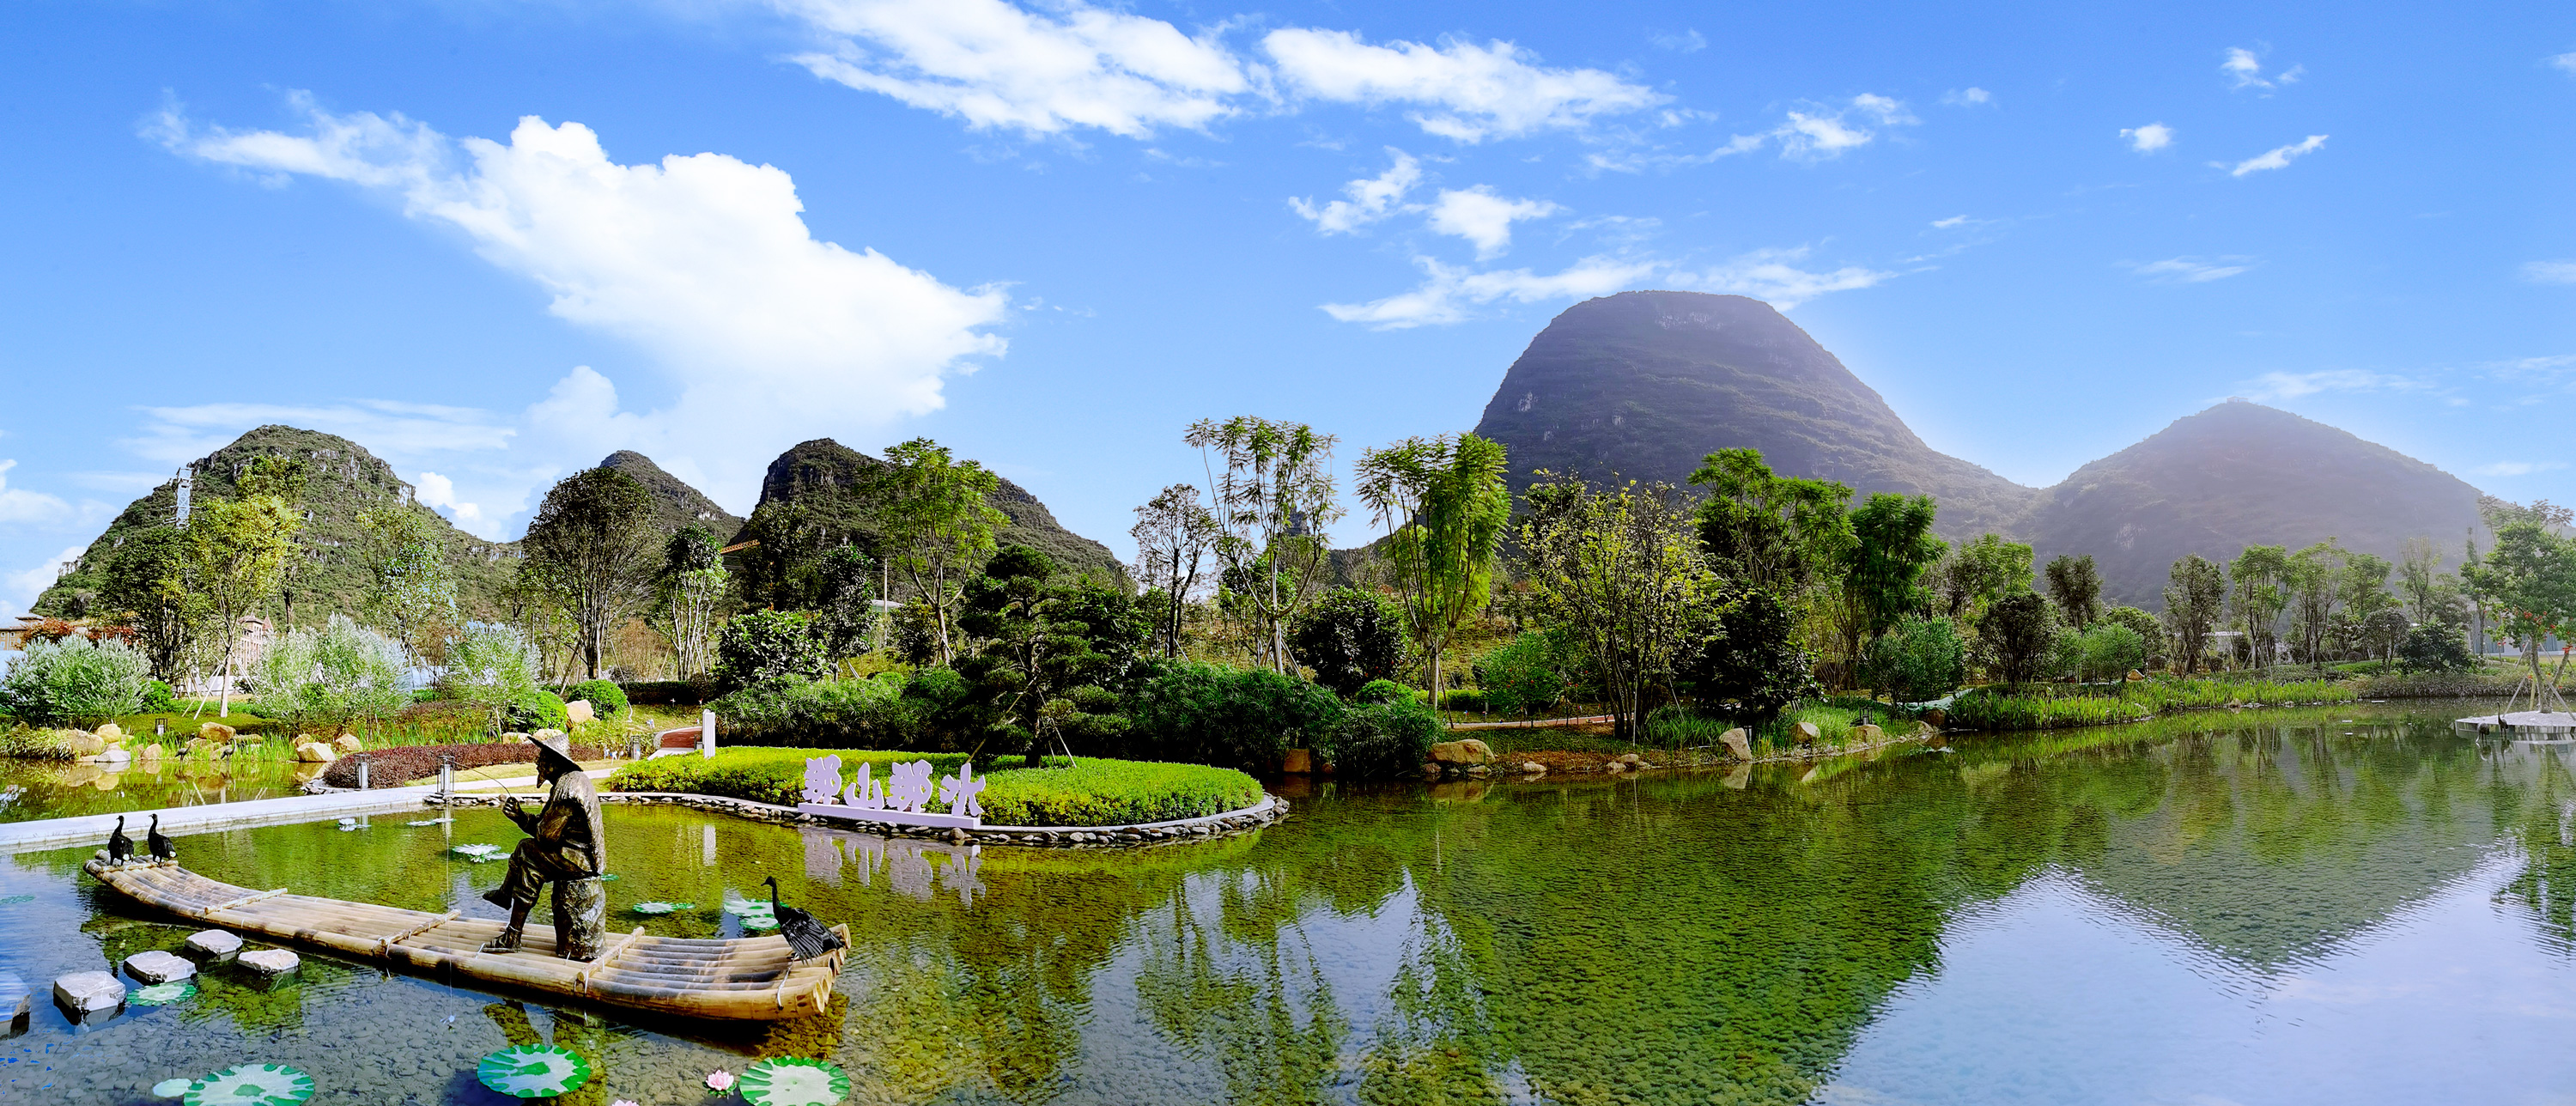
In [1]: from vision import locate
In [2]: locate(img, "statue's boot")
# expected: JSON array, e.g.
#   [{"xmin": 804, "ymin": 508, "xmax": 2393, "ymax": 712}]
[{"xmin": 482, "ymin": 890, "xmax": 531, "ymax": 952}]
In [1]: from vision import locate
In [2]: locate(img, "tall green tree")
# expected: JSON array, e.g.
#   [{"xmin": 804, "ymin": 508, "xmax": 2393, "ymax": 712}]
[
  {"xmin": 521, "ymin": 467, "xmax": 659, "ymax": 680},
  {"xmin": 2284, "ymin": 540, "xmax": 2347, "ymax": 668},
  {"xmin": 868, "ymin": 437, "xmax": 1006, "ymax": 666},
  {"xmin": 2162, "ymin": 554, "xmax": 2227, "ymax": 675},
  {"xmin": 2398, "ymin": 536, "xmax": 2448, "ymax": 627},
  {"xmin": 957, "ymin": 545, "xmax": 1145, "ymax": 766},
  {"xmin": 1128, "ymin": 483, "xmax": 1222, "ymax": 659},
  {"xmin": 1844, "ymin": 493, "xmax": 1946, "ymax": 639},
  {"xmin": 1186, "ymin": 416, "xmax": 1345, "ymax": 676},
  {"xmin": 236, "ymin": 457, "xmax": 312, "ymax": 631},
  {"xmin": 1935, "ymin": 534, "xmax": 2036, "ymax": 622},
  {"xmin": 97, "ymin": 525, "xmax": 204, "ymax": 681},
  {"xmin": 1520, "ymin": 476, "xmax": 1716, "ymax": 740},
  {"xmin": 1686, "ymin": 447, "xmax": 1854, "ymax": 595},
  {"xmin": 2464, "ymin": 521, "xmax": 2576, "ymax": 705},
  {"xmin": 185, "ymin": 489, "xmax": 301, "ymax": 715},
  {"xmin": 1979, "ymin": 591, "xmax": 2062, "ymax": 685},
  {"xmin": 1356, "ymin": 432, "xmax": 1512, "ymax": 702},
  {"xmin": 652, "ymin": 525, "xmax": 729, "ymax": 679},
  {"xmin": 811, "ymin": 544, "xmax": 884, "ymax": 660},
  {"xmin": 2228, "ymin": 544, "xmax": 2290, "ymax": 669},
  {"xmin": 357, "ymin": 504, "xmax": 459, "ymax": 669},
  {"xmin": 2043, "ymin": 554, "xmax": 2103, "ymax": 630}
]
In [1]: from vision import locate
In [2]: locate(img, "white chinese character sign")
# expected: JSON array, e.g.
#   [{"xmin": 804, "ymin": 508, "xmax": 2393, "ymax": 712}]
[{"xmin": 799, "ymin": 757, "xmax": 987, "ymax": 830}]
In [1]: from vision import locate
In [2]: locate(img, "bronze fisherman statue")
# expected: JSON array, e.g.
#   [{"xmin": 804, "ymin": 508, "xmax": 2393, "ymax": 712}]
[{"xmin": 481, "ymin": 733, "xmax": 609, "ymax": 959}]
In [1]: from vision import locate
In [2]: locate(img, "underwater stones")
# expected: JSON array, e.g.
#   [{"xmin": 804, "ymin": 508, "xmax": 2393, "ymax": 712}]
[
  {"xmin": 238, "ymin": 950, "xmax": 301, "ymax": 978},
  {"xmin": 53, "ymin": 970, "xmax": 124, "ymax": 1013},
  {"xmin": 1720, "ymin": 727, "xmax": 1753, "ymax": 761},
  {"xmin": 185, "ymin": 930, "xmax": 243, "ymax": 960},
  {"xmin": 197, "ymin": 722, "xmax": 235, "ymax": 743},
  {"xmin": 125, "ymin": 951, "xmax": 195, "ymax": 984}
]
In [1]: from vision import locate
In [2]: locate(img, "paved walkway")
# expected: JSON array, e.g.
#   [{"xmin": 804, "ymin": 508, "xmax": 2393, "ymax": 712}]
[{"xmin": 0, "ymin": 769, "xmax": 608, "ymax": 855}]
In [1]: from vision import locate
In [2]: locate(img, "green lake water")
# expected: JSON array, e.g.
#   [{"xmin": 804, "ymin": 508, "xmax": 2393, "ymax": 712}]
[
  {"xmin": 5, "ymin": 699, "xmax": 2576, "ymax": 1104},
  {"xmin": 0, "ymin": 757, "xmax": 316, "ymax": 823}
]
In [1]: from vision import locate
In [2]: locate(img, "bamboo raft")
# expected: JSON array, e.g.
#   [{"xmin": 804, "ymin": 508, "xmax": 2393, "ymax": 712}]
[{"xmin": 84, "ymin": 860, "xmax": 846, "ymax": 1021}]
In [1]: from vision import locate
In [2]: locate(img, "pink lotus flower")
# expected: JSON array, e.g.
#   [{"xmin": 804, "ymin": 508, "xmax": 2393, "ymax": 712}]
[
  {"xmin": 705, "ymin": 1069, "xmax": 736, "ymax": 1094},
  {"xmin": 614, "ymin": 1100, "xmax": 641, "ymax": 1106}
]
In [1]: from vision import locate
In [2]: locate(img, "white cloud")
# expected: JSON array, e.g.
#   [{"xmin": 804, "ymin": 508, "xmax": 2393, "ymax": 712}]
[
  {"xmin": 2553, "ymin": 52, "xmax": 2576, "ymax": 75},
  {"xmin": 1676, "ymin": 246, "xmax": 1894, "ymax": 307},
  {"xmin": 1649, "ymin": 29, "xmax": 1706, "ymax": 53},
  {"xmin": 411, "ymin": 471, "xmax": 488, "ymax": 530},
  {"xmin": 2227, "ymin": 134, "xmax": 2327, "ymax": 176},
  {"xmin": 1321, "ymin": 244, "xmax": 1890, "ymax": 328},
  {"xmin": 121, "ymin": 399, "xmax": 515, "ymax": 466},
  {"xmin": 1321, "ymin": 255, "xmax": 1660, "ymax": 328},
  {"xmin": 1931, "ymin": 215, "xmax": 1971, "ymax": 229},
  {"xmin": 1261, "ymin": 28, "xmax": 1666, "ymax": 141},
  {"xmin": 2520, "ymin": 260, "xmax": 2576, "ymax": 284},
  {"xmin": 2222, "ymin": 46, "xmax": 2300, "ymax": 91},
  {"xmin": 1692, "ymin": 94, "xmax": 1916, "ymax": 163},
  {"xmin": 769, "ymin": 1, "xmax": 1665, "ymax": 142},
  {"xmin": 2237, "ymin": 368, "xmax": 2426, "ymax": 402},
  {"xmin": 3, "ymin": 545, "xmax": 86, "ymax": 622},
  {"xmin": 776, "ymin": 0, "xmax": 1249, "ymax": 138},
  {"xmin": 1426, "ymin": 186, "xmax": 1560, "ymax": 258},
  {"xmin": 2129, "ymin": 256, "xmax": 2254, "ymax": 283},
  {"xmin": 155, "ymin": 96, "xmax": 1010, "ymax": 525},
  {"xmin": 1288, "ymin": 149, "xmax": 1420, "ymax": 234},
  {"xmin": 2476, "ymin": 460, "xmax": 2570, "ymax": 477},
  {"xmin": 0, "ymin": 460, "xmax": 76, "ymax": 528},
  {"xmin": 1940, "ymin": 88, "xmax": 1993, "ymax": 106},
  {"xmin": 2122, "ymin": 123, "xmax": 2174, "ymax": 152}
]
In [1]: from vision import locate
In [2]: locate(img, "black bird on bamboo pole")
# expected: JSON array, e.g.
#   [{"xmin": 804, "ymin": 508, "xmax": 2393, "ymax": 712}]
[
  {"xmin": 762, "ymin": 876, "xmax": 845, "ymax": 961},
  {"xmin": 106, "ymin": 817, "xmax": 132, "ymax": 865},
  {"xmin": 147, "ymin": 813, "xmax": 174, "ymax": 862}
]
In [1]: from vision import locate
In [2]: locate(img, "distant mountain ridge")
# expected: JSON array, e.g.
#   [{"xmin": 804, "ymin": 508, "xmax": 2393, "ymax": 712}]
[
  {"xmin": 742, "ymin": 439, "xmax": 1128, "ymax": 587},
  {"xmin": 601, "ymin": 450, "xmax": 744, "ymax": 540},
  {"xmin": 1470, "ymin": 291, "xmax": 2490, "ymax": 608}
]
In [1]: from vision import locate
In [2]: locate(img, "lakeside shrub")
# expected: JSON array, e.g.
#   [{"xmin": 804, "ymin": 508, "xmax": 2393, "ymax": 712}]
[
  {"xmin": 1123, "ymin": 663, "xmax": 1342, "ymax": 769},
  {"xmin": 141, "ymin": 680, "xmax": 176, "ymax": 714},
  {"xmin": 2353, "ymin": 670, "xmax": 2524, "ymax": 698},
  {"xmin": 1475, "ymin": 630, "xmax": 1576, "ymax": 718},
  {"xmin": 979, "ymin": 759, "xmax": 1261, "ymax": 825},
  {"xmin": 1945, "ymin": 691, "xmax": 2151, "ymax": 732},
  {"xmin": 2397, "ymin": 625, "xmax": 2477, "ymax": 674},
  {"xmin": 1437, "ymin": 688, "xmax": 1488, "ymax": 713},
  {"xmin": 0, "ymin": 726, "xmax": 80, "ymax": 761},
  {"xmin": 606, "ymin": 746, "xmax": 974, "ymax": 806},
  {"xmin": 1860, "ymin": 616, "xmax": 1967, "ymax": 702},
  {"xmin": 1353, "ymin": 679, "xmax": 1415, "ymax": 706},
  {"xmin": 714, "ymin": 610, "xmax": 828, "ymax": 693},
  {"xmin": 0, "ymin": 635, "xmax": 150, "ymax": 726},
  {"xmin": 249, "ymin": 615, "xmax": 410, "ymax": 736},
  {"xmin": 710, "ymin": 674, "xmax": 924, "ymax": 749},
  {"xmin": 2069, "ymin": 623, "xmax": 2148, "ymax": 683},
  {"xmin": 1288, "ymin": 587, "xmax": 1408, "ymax": 698},
  {"xmin": 507, "ymin": 689, "xmax": 570, "ymax": 732},
  {"xmin": 1326, "ymin": 697, "xmax": 1441, "ymax": 778},
  {"xmin": 569, "ymin": 678, "xmax": 629, "ymax": 714}
]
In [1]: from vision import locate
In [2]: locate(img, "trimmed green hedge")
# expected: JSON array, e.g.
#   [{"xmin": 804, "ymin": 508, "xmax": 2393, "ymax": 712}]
[
  {"xmin": 980, "ymin": 760, "xmax": 1261, "ymax": 826},
  {"xmin": 603, "ymin": 746, "xmax": 1261, "ymax": 826},
  {"xmin": 606, "ymin": 747, "xmax": 970, "ymax": 807}
]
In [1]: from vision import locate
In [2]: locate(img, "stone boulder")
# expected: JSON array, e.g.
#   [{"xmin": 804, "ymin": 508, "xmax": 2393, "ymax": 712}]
[
  {"xmin": 2125, "ymin": 669, "xmax": 2146, "ymax": 682},
  {"xmin": 1428, "ymin": 738, "xmax": 1494, "ymax": 766},
  {"xmin": 123, "ymin": 951, "xmax": 194, "ymax": 984},
  {"xmin": 52, "ymin": 971, "xmax": 123, "ymax": 1013},
  {"xmin": 197, "ymin": 722, "xmax": 235, "ymax": 744},
  {"xmin": 293, "ymin": 742, "xmax": 337, "ymax": 764},
  {"xmin": 94, "ymin": 723, "xmax": 124, "ymax": 744},
  {"xmin": 60, "ymin": 730, "xmax": 106, "ymax": 757},
  {"xmin": 184, "ymin": 930, "xmax": 242, "ymax": 961},
  {"xmin": 1794, "ymin": 721, "xmax": 1821, "ymax": 745},
  {"xmin": 0, "ymin": 969, "xmax": 27, "ymax": 1026},
  {"xmin": 237, "ymin": 950, "xmax": 300, "ymax": 978},
  {"xmin": 1602, "ymin": 759, "xmax": 1626, "ymax": 772},
  {"xmin": 331, "ymin": 733, "xmax": 362, "ymax": 754},
  {"xmin": 1851, "ymin": 723, "xmax": 1885, "ymax": 744},
  {"xmin": 532, "ymin": 728, "xmax": 568, "ymax": 744},
  {"xmin": 88, "ymin": 746, "xmax": 131, "ymax": 765},
  {"xmin": 1720, "ymin": 727, "xmax": 1753, "ymax": 762},
  {"xmin": 565, "ymin": 699, "xmax": 596, "ymax": 726},
  {"xmin": 1281, "ymin": 748, "xmax": 1314, "ymax": 774},
  {"xmin": 1518, "ymin": 762, "xmax": 1546, "ymax": 775},
  {"xmin": 137, "ymin": 743, "xmax": 164, "ymax": 763}
]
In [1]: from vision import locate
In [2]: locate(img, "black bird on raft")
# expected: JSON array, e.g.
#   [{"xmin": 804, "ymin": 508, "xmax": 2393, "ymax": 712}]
[
  {"xmin": 106, "ymin": 817, "xmax": 132, "ymax": 865},
  {"xmin": 147, "ymin": 813, "xmax": 174, "ymax": 861},
  {"xmin": 762, "ymin": 875, "xmax": 845, "ymax": 962}
]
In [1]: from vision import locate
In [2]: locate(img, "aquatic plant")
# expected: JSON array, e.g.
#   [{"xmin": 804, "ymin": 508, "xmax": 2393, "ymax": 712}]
[
  {"xmin": 476, "ymin": 1044, "xmax": 592, "ymax": 1098},
  {"xmin": 741, "ymin": 1058, "xmax": 853, "ymax": 1106},
  {"xmin": 184, "ymin": 1063, "xmax": 313, "ymax": 1106}
]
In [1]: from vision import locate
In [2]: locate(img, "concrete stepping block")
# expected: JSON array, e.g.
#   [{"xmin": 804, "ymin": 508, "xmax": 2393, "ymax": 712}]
[
  {"xmin": 184, "ymin": 930, "xmax": 242, "ymax": 960},
  {"xmin": 237, "ymin": 950, "xmax": 300, "ymax": 978},
  {"xmin": 52, "ymin": 971, "xmax": 124, "ymax": 1013},
  {"xmin": 0, "ymin": 969, "xmax": 27, "ymax": 1028},
  {"xmin": 124, "ymin": 951, "xmax": 195, "ymax": 984}
]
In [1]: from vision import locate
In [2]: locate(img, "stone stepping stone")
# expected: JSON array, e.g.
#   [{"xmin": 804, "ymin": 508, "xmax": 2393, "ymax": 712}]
[
  {"xmin": 52, "ymin": 970, "xmax": 124, "ymax": 1013},
  {"xmin": 237, "ymin": 950, "xmax": 300, "ymax": 978},
  {"xmin": 125, "ymin": 951, "xmax": 195, "ymax": 984},
  {"xmin": 0, "ymin": 969, "xmax": 27, "ymax": 1028},
  {"xmin": 185, "ymin": 930, "xmax": 243, "ymax": 960}
]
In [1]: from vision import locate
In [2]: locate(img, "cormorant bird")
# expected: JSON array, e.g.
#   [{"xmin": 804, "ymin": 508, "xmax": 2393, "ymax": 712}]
[
  {"xmin": 147, "ymin": 813, "xmax": 174, "ymax": 862},
  {"xmin": 762, "ymin": 875, "xmax": 845, "ymax": 962},
  {"xmin": 106, "ymin": 817, "xmax": 132, "ymax": 865}
]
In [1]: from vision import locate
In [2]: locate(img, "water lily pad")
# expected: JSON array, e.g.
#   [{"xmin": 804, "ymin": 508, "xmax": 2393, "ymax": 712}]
[
  {"xmin": 403, "ymin": 819, "xmax": 449, "ymax": 827},
  {"xmin": 131, "ymin": 981, "xmax": 197, "ymax": 1006},
  {"xmin": 185, "ymin": 1063, "xmax": 314, "ymax": 1106},
  {"xmin": 598, "ymin": 873, "xmax": 618, "ymax": 881},
  {"xmin": 151, "ymin": 1077, "xmax": 193, "ymax": 1098},
  {"xmin": 475, "ymin": 1044, "xmax": 592, "ymax": 1099},
  {"xmin": 741, "ymin": 1057, "xmax": 851, "ymax": 1106},
  {"xmin": 630, "ymin": 902, "xmax": 695, "ymax": 915},
  {"xmin": 0, "ymin": 894, "xmax": 33, "ymax": 905}
]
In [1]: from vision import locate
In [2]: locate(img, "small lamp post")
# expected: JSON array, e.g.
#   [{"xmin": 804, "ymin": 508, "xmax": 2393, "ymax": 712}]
[
  {"xmin": 438, "ymin": 753, "xmax": 456, "ymax": 797},
  {"xmin": 356, "ymin": 755, "xmax": 370, "ymax": 791}
]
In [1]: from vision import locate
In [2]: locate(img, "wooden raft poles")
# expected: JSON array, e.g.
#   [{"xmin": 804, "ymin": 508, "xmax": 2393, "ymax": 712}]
[{"xmin": 83, "ymin": 860, "xmax": 843, "ymax": 1021}]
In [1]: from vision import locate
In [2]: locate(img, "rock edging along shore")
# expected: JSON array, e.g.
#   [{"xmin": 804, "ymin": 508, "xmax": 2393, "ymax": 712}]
[{"xmin": 426, "ymin": 789, "xmax": 1286, "ymax": 849}]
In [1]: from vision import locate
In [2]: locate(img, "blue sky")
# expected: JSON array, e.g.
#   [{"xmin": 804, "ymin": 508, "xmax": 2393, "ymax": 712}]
[{"xmin": 4, "ymin": 0, "xmax": 2574, "ymax": 618}]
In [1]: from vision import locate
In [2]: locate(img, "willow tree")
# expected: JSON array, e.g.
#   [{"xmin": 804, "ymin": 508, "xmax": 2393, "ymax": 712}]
[
  {"xmin": 1357, "ymin": 433, "xmax": 1511, "ymax": 702},
  {"xmin": 1186, "ymin": 416, "xmax": 1344, "ymax": 675},
  {"xmin": 521, "ymin": 467, "xmax": 659, "ymax": 681},
  {"xmin": 1521, "ymin": 476, "xmax": 1714, "ymax": 740},
  {"xmin": 868, "ymin": 438, "xmax": 1004, "ymax": 666}
]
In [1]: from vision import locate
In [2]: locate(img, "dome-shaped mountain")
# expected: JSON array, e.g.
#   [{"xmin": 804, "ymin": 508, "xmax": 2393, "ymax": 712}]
[
  {"xmin": 2018, "ymin": 400, "xmax": 2488, "ymax": 605},
  {"xmin": 600, "ymin": 450, "xmax": 744, "ymax": 539},
  {"xmin": 1469, "ymin": 290, "xmax": 2035, "ymax": 537},
  {"xmin": 742, "ymin": 439, "xmax": 1127, "ymax": 587}
]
